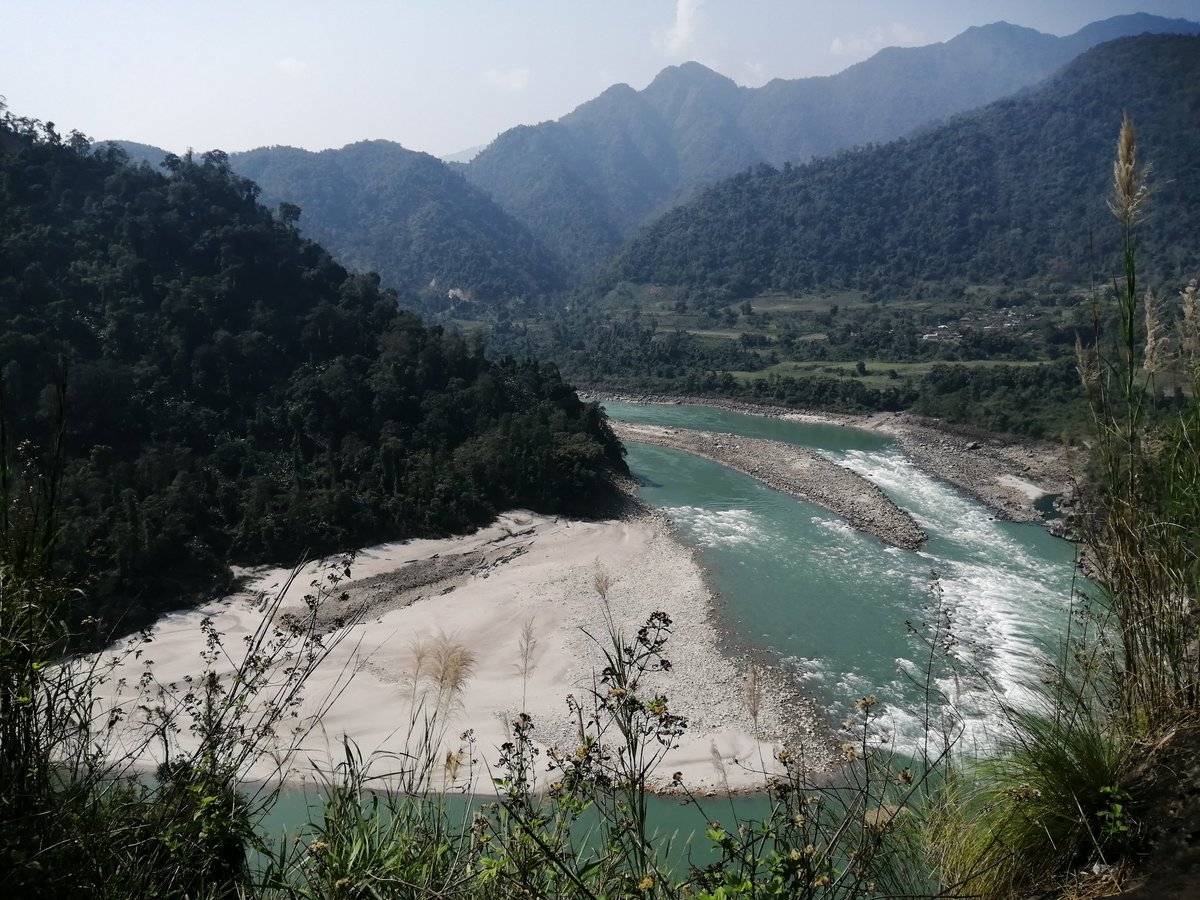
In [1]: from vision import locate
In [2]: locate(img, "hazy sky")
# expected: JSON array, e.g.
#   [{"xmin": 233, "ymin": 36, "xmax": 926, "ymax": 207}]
[{"xmin": 3, "ymin": 1, "xmax": 1197, "ymax": 158}]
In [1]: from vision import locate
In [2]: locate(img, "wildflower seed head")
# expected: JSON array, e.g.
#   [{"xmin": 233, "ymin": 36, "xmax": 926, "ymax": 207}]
[
  {"xmin": 1109, "ymin": 112, "xmax": 1152, "ymax": 227},
  {"xmin": 1181, "ymin": 279, "xmax": 1199, "ymax": 358},
  {"xmin": 1144, "ymin": 288, "xmax": 1165, "ymax": 374},
  {"xmin": 1075, "ymin": 335, "xmax": 1098, "ymax": 392}
]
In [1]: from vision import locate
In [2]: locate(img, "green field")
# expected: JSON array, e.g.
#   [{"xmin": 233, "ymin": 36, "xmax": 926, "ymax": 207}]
[{"xmin": 730, "ymin": 358, "xmax": 1046, "ymax": 388}]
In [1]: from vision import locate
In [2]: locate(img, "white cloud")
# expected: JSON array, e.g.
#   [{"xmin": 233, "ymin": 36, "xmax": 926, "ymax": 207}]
[
  {"xmin": 889, "ymin": 23, "xmax": 925, "ymax": 45},
  {"xmin": 273, "ymin": 57, "xmax": 307, "ymax": 78},
  {"xmin": 742, "ymin": 60, "xmax": 768, "ymax": 86},
  {"xmin": 829, "ymin": 22, "xmax": 925, "ymax": 58},
  {"xmin": 657, "ymin": 0, "xmax": 703, "ymax": 58},
  {"xmin": 480, "ymin": 67, "xmax": 531, "ymax": 92}
]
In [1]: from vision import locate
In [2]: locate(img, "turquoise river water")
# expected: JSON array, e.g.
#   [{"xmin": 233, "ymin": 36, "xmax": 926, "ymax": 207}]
[
  {"xmin": 602, "ymin": 401, "xmax": 1081, "ymax": 752},
  {"xmin": 260, "ymin": 401, "xmax": 1082, "ymax": 862}
]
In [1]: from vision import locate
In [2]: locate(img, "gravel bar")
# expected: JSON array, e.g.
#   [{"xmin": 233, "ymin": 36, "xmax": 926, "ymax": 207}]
[{"xmin": 613, "ymin": 421, "xmax": 927, "ymax": 550}]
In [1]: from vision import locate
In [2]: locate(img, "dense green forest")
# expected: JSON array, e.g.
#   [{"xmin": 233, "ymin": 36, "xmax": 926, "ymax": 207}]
[
  {"xmin": 488, "ymin": 311, "xmax": 1091, "ymax": 437},
  {"xmin": 465, "ymin": 33, "xmax": 1200, "ymax": 438},
  {"xmin": 231, "ymin": 140, "xmax": 566, "ymax": 312},
  {"xmin": 77, "ymin": 31, "xmax": 1200, "ymax": 446},
  {"xmin": 464, "ymin": 16, "xmax": 1197, "ymax": 271},
  {"xmin": 607, "ymin": 35, "xmax": 1200, "ymax": 297},
  {"xmin": 0, "ymin": 106, "xmax": 625, "ymax": 638}
]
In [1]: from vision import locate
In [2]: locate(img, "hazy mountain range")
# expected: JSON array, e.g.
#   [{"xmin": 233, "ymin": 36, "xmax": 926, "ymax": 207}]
[
  {"xmin": 98, "ymin": 13, "xmax": 1199, "ymax": 299},
  {"xmin": 462, "ymin": 13, "xmax": 1199, "ymax": 270},
  {"xmin": 606, "ymin": 34, "xmax": 1200, "ymax": 297},
  {"xmin": 232, "ymin": 140, "xmax": 566, "ymax": 309}
]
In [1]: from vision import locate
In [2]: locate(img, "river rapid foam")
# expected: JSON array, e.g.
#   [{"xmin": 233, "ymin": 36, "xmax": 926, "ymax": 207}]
[{"xmin": 610, "ymin": 402, "xmax": 1081, "ymax": 759}]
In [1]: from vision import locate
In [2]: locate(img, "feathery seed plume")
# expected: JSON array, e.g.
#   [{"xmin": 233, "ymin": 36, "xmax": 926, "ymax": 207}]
[
  {"xmin": 1180, "ymin": 279, "xmax": 1199, "ymax": 358},
  {"xmin": 1143, "ymin": 289, "xmax": 1164, "ymax": 375},
  {"xmin": 1108, "ymin": 112, "xmax": 1152, "ymax": 227}
]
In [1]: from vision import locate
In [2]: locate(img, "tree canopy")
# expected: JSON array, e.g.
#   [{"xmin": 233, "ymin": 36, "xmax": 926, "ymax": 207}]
[
  {"xmin": 0, "ymin": 107, "xmax": 624, "ymax": 638},
  {"xmin": 607, "ymin": 35, "xmax": 1200, "ymax": 299}
]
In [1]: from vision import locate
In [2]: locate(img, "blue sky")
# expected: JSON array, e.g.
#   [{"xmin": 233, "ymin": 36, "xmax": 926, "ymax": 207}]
[{"xmin": 2, "ymin": 1, "xmax": 1197, "ymax": 157}]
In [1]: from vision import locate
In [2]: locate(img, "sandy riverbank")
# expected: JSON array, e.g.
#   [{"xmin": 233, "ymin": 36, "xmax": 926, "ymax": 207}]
[
  {"xmin": 592, "ymin": 392, "xmax": 1074, "ymax": 527},
  {"xmin": 612, "ymin": 421, "xmax": 926, "ymax": 550},
  {"xmin": 92, "ymin": 509, "xmax": 831, "ymax": 794}
]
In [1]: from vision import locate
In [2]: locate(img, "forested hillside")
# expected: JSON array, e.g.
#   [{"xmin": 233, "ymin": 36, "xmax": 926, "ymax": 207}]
[
  {"xmin": 231, "ymin": 141, "xmax": 566, "ymax": 311},
  {"xmin": 0, "ymin": 107, "xmax": 624, "ymax": 637},
  {"xmin": 477, "ymin": 34, "xmax": 1199, "ymax": 439},
  {"xmin": 465, "ymin": 15, "xmax": 1198, "ymax": 271},
  {"xmin": 608, "ymin": 35, "xmax": 1200, "ymax": 298}
]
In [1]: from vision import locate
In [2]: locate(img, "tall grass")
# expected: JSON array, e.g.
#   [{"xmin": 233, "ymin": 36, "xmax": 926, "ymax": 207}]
[
  {"xmin": 260, "ymin": 739, "xmax": 479, "ymax": 899},
  {"xmin": 927, "ymin": 112, "xmax": 1199, "ymax": 896},
  {"xmin": 927, "ymin": 689, "xmax": 1133, "ymax": 896},
  {"xmin": 1, "ymin": 373, "xmax": 367, "ymax": 896},
  {"xmin": 1074, "ymin": 112, "xmax": 1200, "ymax": 725}
]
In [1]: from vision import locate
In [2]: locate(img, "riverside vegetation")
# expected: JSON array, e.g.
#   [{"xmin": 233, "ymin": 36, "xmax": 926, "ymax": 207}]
[
  {"xmin": 1, "ymin": 99, "xmax": 1198, "ymax": 899},
  {"xmin": 0, "ymin": 102, "xmax": 625, "ymax": 641},
  {"xmin": 481, "ymin": 35, "xmax": 1199, "ymax": 441},
  {"xmin": 99, "ymin": 33, "xmax": 1200, "ymax": 443}
]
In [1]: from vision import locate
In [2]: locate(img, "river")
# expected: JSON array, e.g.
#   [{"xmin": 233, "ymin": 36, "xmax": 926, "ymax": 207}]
[
  {"xmin": 259, "ymin": 401, "xmax": 1082, "ymax": 865},
  {"xmin": 602, "ymin": 401, "xmax": 1081, "ymax": 752}
]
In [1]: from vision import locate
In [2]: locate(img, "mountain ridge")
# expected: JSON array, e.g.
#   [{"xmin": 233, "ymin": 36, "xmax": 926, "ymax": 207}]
[
  {"xmin": 605, "ymin": 34, "xmax": 1200, "ymax": 299},
  {"xmin": 463, "ymin": 14, "xmax": 1200, "ymax": 271},
  {"xmin": 230, "ymin": 139, "xmax": 568, "ymax": 310},
  {"xmin": 1, "ymin": 115, "xmax": 623, "ymax": 634}
]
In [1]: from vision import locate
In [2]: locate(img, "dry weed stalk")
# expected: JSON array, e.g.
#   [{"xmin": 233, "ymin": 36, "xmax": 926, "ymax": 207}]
[
  {"xmin": 517, "ymin": 616, "xmax": 538, "ymax": 712},
  {"xmin": 1142, "ymin": 289, "xmax": 1164, "ymax": 375},
  {"xmin": 592, "ymin": 563, "xmax": 611, "ymax": 602},
  {"xmin": 395, "ymin": 632, "xmax": 477, "ymax": 792},
  {"xmin": 1181, "ymin": 279, "xmax": 1199, "ymax": 363},
  {"xmin": 404, "ymin": 632, "xmax": 475, "ymax": 712},
  {"xmin": 429, "ymin": 633, "xmax": 476, "ymax": 716},
  {"xmin": 744, "ymin": 663, "xmax": 763, "ymax": 736},
  {"xmin": 709, "ymin": 739, "xmax": 730, "ymax": 794}
]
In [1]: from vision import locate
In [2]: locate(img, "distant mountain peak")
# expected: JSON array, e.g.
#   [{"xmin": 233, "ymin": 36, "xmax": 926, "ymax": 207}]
[
  {"xmin": 958, "ymin": 20, "xmax": 1029, "ymax": 34},
  {"xmin": 462, "ymin": 13, "xmax": 1197, "ymax": 273},
  {"xmin": 596, "ymin": 82, "xmax": 638, "ymax": 99},
  {"xmin": 609, "ymin": 33, "xmax": 1200, "ymax": 299},
  {"xmin": 647, "ymin": 61, "xmax": 737, "ymax": 90},
  {"xmin": 1069, "ymin": 12, "xmax": 1200, "ymax": 46},
  {"xmin": 440, "ymin": 143, "xmax": 487, "ymax": 164}
]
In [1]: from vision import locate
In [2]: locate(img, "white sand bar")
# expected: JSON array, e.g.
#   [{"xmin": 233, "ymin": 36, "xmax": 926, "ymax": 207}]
[{"xmin": 93, "ymin": 512, "xmax": 828, "ymax": 794}]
